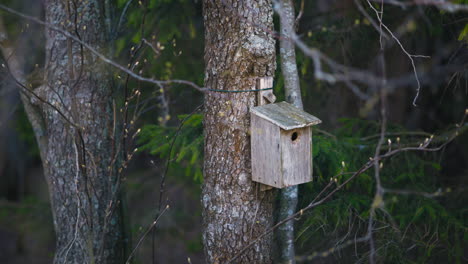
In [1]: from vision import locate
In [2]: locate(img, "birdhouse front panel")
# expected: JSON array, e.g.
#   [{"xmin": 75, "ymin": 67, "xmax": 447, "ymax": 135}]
[{"xmin": 280, "ymin": 127, "xmax": 312, "ymax": 187}]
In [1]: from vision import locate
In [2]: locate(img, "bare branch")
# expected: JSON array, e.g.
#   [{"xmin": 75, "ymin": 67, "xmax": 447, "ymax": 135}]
[
  {"xmin": 0, "ymin": 4, "xmax": 206, "ymax": 93},
  {"xmin": 362, "ymin": 0, "xmax": 430, "ymax": 106},
  {"xmin": 125, "ymin": 205, "xmax": 169, "ymax": 264},
  {"xmin": 369, "ymin": 0, "xmax": 468, "ymax": 12},
  {"xmin": 226, "ymin": 108, "xmax": 467, "ymax": 263}
]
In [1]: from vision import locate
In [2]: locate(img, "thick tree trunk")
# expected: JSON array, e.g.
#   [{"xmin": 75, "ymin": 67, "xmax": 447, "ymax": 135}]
[
  {"xmin": 202, "ymin": 0, "xmax": 276, "ymax": 263},
  {"xmin": 40, "ymin": 1, "xmax": 123, "ymax": 263}
]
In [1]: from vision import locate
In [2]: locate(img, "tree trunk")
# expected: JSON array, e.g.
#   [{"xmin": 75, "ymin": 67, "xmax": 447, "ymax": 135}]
[
  {"xmin": 277, "ymin": 0, "xmax": 302, "ymax": 263},
  {"xmin": 38, "ymin": 1, "xmax": 123, "ymax": 263},
  {"xmin": 202, "ymin": 0, "xmax": 276, "ymax": 263}
]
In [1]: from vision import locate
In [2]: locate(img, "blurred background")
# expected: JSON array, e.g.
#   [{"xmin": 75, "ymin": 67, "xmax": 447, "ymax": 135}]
[{"xmin": 0, "ymin": 0, "xmax": 467, "ymax": 263}]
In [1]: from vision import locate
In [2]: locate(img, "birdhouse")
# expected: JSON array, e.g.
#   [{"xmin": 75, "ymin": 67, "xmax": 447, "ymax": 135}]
[{"xmin": 250, "ymin": 102, "xmax": 321, "ymax": 188}]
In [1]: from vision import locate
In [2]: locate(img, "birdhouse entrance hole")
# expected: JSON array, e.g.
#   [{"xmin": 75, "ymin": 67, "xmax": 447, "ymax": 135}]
[{"xmin": 291, "ymin": 131, "xmax": 299, "ymax": 141}]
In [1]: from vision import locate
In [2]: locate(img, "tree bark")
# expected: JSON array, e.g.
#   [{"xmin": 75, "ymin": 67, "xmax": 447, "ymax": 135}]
[
  {"xmin": 277, "ymin": 0, "xmax": 302, "ymax": 263},
  {"xmin": 202, "ymin": 0, "xmax": 276, "ymax": 263},
  {"xmin": 0, "ymin": 1, "xmax": 124, "ymax": 263},
  {"xmin": 42, "ymin": 1, "xmax": 124, "ymax": 263}
]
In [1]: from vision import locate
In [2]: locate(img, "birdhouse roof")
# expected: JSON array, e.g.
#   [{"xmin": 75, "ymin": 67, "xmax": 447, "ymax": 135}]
[{"xmin": 251, "ymin": 102, "xmax": 322, "ymax": 130}]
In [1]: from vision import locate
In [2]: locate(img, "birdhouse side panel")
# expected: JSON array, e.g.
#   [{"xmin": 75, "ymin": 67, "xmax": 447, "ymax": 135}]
[
  {"xmin": 251, "ymin": 114, "xmax": 282, "ymax": 188},
  {"xmin": 280, "ymin": 127, "xmax": 312, "ymax": 187}
]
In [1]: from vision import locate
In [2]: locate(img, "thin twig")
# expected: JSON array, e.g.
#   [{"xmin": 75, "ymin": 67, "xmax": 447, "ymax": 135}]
[
  {"xmin": 225, "ymin": 113, "xmax": 465, "ymax": 263},
  {"xmin": 0, "ymin": 4, "xmax": 206, "ymax": 93},
  {"xmin": 363, "ymin": 0, "xmax": 430, "ymax": 106},
  {"xmin": 125, "ymin": 205, "xmax": 169, "ymax": 264}
]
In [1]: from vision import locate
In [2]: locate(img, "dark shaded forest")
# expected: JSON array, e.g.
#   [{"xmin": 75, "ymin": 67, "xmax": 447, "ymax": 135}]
[{"xmin": 0, "ymin": 0, "xmax": 467, "ymax": 263}]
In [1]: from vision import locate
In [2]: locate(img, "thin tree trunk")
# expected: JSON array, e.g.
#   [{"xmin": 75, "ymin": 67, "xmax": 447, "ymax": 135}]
[
  {"xmin": 277, "ymin": 0, "xmax": 302, "ymax": 263},
  {"xmin": 202, "ymin": 0, "xmax": 276, "ymax": 262}
]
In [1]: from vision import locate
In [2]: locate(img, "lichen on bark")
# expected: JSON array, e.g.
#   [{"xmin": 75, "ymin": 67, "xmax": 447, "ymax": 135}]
[
  {"xmin": 202, "ymin": 0, "xmax": 276, "ymax": 263},
  {"xmin": 40, "ymin": 0, "xmax": 124, "ymax": 263}
]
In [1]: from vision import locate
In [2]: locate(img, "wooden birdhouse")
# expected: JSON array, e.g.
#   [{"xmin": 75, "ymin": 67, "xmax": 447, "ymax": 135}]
[{"xmin": 250, "ymin": 102, "xmax": 321, "ymax": 188}]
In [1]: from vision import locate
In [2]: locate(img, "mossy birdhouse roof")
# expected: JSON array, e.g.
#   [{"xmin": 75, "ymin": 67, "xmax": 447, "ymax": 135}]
[{"xmin": 251, "ymin": 102, "xmax": 322, "ymax": 130}]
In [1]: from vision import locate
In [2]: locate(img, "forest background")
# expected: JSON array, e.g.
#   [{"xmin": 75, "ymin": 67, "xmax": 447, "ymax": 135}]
[{"xmin": 0, "ymin": 0, "xmax": 467, "ymax": 263}]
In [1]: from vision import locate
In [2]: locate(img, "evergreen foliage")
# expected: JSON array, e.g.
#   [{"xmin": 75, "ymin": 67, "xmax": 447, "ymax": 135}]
[
  {"xmin": 299, "ymin": 119, "xmax": 467, "ymax": 263},
  {"xmin": 138, "ymin": 116, "xmax": 467, "ymax": 262},
  {"xmin": 138, "ymin": 113, "xmax": 204, "ymax": 182}
]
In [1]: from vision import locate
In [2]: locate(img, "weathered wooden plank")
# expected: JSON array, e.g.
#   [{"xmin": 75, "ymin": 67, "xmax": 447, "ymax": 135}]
[
  {"xmin": 251, "ymin": 102, "xmax": 321, "ymax": 130},
  {"xmin": 256, "ymin": 76, "xmax": 273, "ymax": 89},
  {"xmin": 258, "ymin": 89, "xmax": 276, "ymax": 106},
  {"xmin": 251, "ymin": 114, "xmax": 283, "ymax": 188},
  {"xmin": 257, "ymin": 77, "xmax": 276, "ymax": 106},
  {"xmin": 255, "ymin": 77, "xmax": 276, "ymax": 191},
  {"xmin": 280, "ymin": 127, "xmax": 312, "ymax": 187}
]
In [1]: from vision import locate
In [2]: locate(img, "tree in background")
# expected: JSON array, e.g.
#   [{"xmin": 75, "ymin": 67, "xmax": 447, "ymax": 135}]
[{"xmin": 1, "ymin": 1, "xmax": 125, "ymax": 263}]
